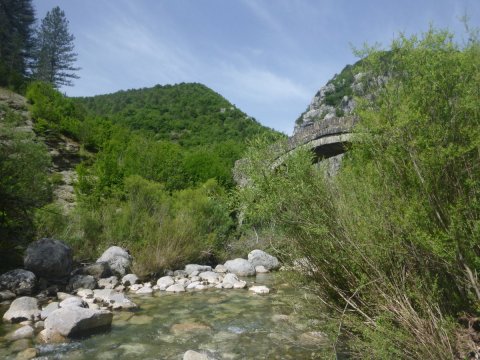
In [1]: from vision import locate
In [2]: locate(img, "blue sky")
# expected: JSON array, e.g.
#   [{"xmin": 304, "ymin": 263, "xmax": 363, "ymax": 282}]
[{"xmin": 32, "ymin": 0, "xmax": 479, "ymax": 134}]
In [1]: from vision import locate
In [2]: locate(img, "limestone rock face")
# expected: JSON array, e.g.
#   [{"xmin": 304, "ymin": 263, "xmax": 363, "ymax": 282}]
[
  {"xmin": 0, "ymin": 269, "xmax": 36, "ymax": 295},
  {"xmin": 24, "ymin": 238, "xmax": 73, "ymax": 282},
  {"xmin": 96, "ymin": 246, "xmax": 132, "ymax": 276},
  {"xmin": 247, "ymin": 249, "xmax": 280, "ymax": 270},
  {"xmin": 224, "ymin": 258, "xmax": 255, "ymax": 276},
  {"xmin": 2, "ymin": 296, "xmax": 41, "ymax": 323},
  {"xmin": 43, "ymin": 307, "xmax": 113, "ymax": 338}
]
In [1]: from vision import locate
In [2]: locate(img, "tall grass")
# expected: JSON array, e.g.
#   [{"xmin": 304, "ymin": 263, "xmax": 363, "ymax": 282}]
[{"xmin": 35, "ymin": 176, "xmax": 233, "ymax": 275}]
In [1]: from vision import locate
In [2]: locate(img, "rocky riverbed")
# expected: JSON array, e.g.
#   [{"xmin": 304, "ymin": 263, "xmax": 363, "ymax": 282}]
[
  {"xmin": 0, "ymin": 273, "xmax": 331, "ymax": 359},
  {"xmin": 0, "ymin": 238, "xmax": 331, "ymax": 359}
]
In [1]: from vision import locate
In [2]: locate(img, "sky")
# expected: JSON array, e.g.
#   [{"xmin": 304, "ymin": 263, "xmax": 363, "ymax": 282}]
[{"xmin": 32, "ymin": 0, "xmax": 480, "ymax": 135}]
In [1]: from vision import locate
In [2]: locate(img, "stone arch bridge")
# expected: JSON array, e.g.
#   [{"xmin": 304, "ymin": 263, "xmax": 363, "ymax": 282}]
[
  {"xmin": 234, "ymin": 116, "xmax": 359, "ymax": 186},
  {"xmin": 273, "ymin": 116, "xmax": 359, "ymax": 168}
]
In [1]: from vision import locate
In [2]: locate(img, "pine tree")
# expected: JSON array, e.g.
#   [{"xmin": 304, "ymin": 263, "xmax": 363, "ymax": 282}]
[
  {"xmin": 33, "ymin": 6, "xmax": 79, "ymax": 87},
  {"xmin": 0, "ymin": 0, "xmax": 36, "ymax": 88}
]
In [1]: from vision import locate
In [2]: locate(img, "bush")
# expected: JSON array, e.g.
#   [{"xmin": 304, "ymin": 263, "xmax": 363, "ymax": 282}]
[{"xmin": 236, "ymin": 27, "xmax": 480, "ymax": 358}]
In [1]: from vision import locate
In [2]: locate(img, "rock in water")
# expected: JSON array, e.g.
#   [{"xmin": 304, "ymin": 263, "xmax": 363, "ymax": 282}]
[
  {"xmin": 156, "ymin": 276, "xmax": 174, "ymax": 290},
  {"xmin": 224, "ymin": 258, "xmax": 256, "ymax": 276},
  {"xmin": 24, "ymin": 238, "xmax": 73, "ymax": 282},
  {"xmin": 249, "ymin": 285, "xmax": 270, "ymax": 295},
  {"xmin": 0, "ymin": 269, "xmax": 36, "ymax": 296},
  {"xmin": 183, "ymin": 350, "xmax": 210, "ymax": 360},
  {"xmin": 247, "ymin": 249, "xmax": 280, "ymax": 270},
  {"xmin": 2, "ymin": 297, "xmax": 41, "ymax": 323},
  {"xmin": 96, "ymin": 246, "xmax": 132, "ymax": 276},
  {"xmin": 43, "ymin": 307, "xmax": 113, "ymax": 339},
  {"xmin": 5, "ymin": 325, "xmax": 34, "ymax": 341},
  {"xmin": 184, "ymin": 264, "xmax": 212, "ymax": 275}
]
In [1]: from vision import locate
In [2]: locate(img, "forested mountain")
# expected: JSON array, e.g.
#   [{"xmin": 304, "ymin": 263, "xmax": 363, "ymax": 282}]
[{"xmin": 75, "ymin": 83, "xmax": 273, "ymax": 147}]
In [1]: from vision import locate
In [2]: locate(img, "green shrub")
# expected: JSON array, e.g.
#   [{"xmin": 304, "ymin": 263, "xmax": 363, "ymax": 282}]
[{"xmin": 236, "ymin": 27, "xmax": 480, "ymax": 359}]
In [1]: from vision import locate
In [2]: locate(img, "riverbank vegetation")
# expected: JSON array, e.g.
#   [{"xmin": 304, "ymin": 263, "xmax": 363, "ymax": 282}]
[
  {"xmin": 24, "ymin": 80, "xmax": 276, "ymax": 275},
  {"xmin": 236, "ymin": 27, "xmax": 480, "ymax": 358}
]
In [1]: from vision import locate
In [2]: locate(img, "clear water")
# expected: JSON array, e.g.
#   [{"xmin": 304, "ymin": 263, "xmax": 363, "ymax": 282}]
[{"xmin": 0, "ymin": 274, "xmax": 330, "ymax": 359}]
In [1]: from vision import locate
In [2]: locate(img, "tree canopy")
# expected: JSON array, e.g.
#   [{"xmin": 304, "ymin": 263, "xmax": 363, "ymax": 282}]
[{"xmin": 33, "ymin": 6, "xmax": 79, "ymax": 87}]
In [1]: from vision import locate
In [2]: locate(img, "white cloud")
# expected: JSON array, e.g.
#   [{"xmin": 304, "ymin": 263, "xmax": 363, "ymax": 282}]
[{"xmin": 219, "ymin": 63, "xmax": 310, "ymax": 104}]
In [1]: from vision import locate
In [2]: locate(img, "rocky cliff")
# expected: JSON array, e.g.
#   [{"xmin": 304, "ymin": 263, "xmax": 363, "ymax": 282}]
[{"xmin": 294, "ymin": 61, "xmax": 364, "ymax": 134}]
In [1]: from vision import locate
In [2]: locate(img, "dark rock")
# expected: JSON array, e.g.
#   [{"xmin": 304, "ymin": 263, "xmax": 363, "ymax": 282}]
[
  {"xmin": 24, "ymin": 238, "xmax": 73, "ymax": 283},
  {"xmin": 67, "ymin": 275, "xmax": 97, "ymax": 291},
  {"xmin": 0, "ymin": 269, "xmax": 36, "ymax": 296},
  {"xmin": 71, "ymin": 262, "xmax": 112, "ymax": 280}
]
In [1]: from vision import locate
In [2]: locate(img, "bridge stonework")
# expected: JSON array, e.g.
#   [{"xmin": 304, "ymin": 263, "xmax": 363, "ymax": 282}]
[{"xmin": 234, "ymin": 116, "xmax": 359, "ymax": 186}]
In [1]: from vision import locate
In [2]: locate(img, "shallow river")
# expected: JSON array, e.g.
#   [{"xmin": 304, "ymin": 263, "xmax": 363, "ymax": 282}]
[{"xmin": 0, "ymin": 273, "xmax": 331, "ymax": 359}]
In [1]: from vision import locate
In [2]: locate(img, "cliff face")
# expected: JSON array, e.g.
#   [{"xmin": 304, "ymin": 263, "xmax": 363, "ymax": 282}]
[
  {"xmin": 0, "ymin": 88, "xmax": 82, "ymax": 213},
  {"xmin": 294, "ymin": 61, "xmax": 364, "ymax": 135}
]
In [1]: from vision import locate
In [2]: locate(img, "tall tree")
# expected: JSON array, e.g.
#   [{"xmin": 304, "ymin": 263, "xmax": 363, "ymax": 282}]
[
  {"xmin": 0, "ymin": 0, "xmax": 35, "ymax": 89},
  {"xmin": 33, "ymin": 6, "xmax": 79, "ymax": 87}
]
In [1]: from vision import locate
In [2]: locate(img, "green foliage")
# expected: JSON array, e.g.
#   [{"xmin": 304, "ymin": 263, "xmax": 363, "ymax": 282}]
[
  {"xmin": 0, "ymin": 0, "xmax": 35, "ymax": 91},
  {"xmin": 0, "ymin": 105, "xmax": 51, "ymax": 271},
  {"xmin": 36, "ymin": 176, "xmax": 233, "ymax": 275},
  {"xmin": 237, "ymin": 27, "xmax": 480, "ymax": 358},
  {"xmin": 75, "ymin": 83, "xmax": 275, "ymax": 148}
]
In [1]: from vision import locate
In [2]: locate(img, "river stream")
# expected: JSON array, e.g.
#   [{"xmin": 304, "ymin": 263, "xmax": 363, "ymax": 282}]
[{"xmin": 0, "ymin": 273, "xmax": 331, "ymax": 359}]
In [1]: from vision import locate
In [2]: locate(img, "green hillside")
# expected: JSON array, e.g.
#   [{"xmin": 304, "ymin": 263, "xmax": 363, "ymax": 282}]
[{"xmin": 75, "ymin": 83, "xmax": 273, "ymax": 147}]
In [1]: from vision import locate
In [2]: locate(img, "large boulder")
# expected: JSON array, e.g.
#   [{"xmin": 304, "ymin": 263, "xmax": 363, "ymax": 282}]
[
  {"xmin": 224, "ymin": 258, "xmax": 255, "ymax": 276},
  {"xmin": 71, "ymin": 262, "xmax": 112, "ymax": 280},
  {"xmin": 43, "ymin": 307, "xmax": 113, "ymax": 339},
  {"xmin": 0, "ymin": 269, "xmax": 36, "ymax": 295},
  {"xmin": 2, "ymin": 297, "xmax": 40, "ymax": 323},
  {"xmin": 24, "ymin": 238, "xmax": 73, "ymax": 282},
  {"xmin": 96, "ymin": 246, "xmax": 132, "ymax": 276},
  {"xmin": 247, "ymin": 249, "xmax": 280, "ymax": 270}
]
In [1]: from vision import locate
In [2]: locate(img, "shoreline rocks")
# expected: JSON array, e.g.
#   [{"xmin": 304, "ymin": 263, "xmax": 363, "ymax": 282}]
[
  {"xmin": 42, "ymin": 307, "xmax": 113, "ymax": 338},
  {"xmin": 96, "ymin": 246, "xmax": 132, "ymax": 276},
  {"xmin": 224, "ymin": 258, "xmax": 256, "ymax": 276},
  {"xmin": 1, "ymin": 243, "xmax": 281, "ymax": 347},
  {"xmin": 0, "ymin": 269, "xmax": 36, "ymax": 296},
  {"xmin": 3, "ymin": 297, "xmax": 41, "ymax": 323},
  {"xmin": 24, "ymin": 238, "xmax": 73, "ymax": 283}
]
